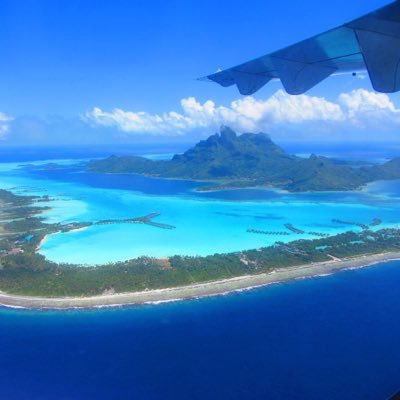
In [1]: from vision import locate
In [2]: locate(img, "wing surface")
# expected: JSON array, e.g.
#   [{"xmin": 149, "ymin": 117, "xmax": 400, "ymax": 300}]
[{"xmin": 203, "ymin": 2, "xmax": 400, "ymax": 95}]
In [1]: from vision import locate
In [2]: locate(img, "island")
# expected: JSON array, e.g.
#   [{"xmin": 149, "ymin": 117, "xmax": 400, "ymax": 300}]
[
  {"xmin": 88, "ymin": 126, "xmax": 400, "ymax": 192},
  {"xmin": 0, "ymin": 188, "xmax": 399, "ymax": 309}
]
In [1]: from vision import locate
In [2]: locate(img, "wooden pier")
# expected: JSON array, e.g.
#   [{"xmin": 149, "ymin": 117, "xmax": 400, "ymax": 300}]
[
  {"xmin": 247, "ymin": 229, "xmax": 290, "ymax": 236},
  {"xmin": 307, "ymin": 231, "xmax": 329, "ymax": 237},
  {"xmin": 284, "ymin": 224, "xmax": 305, "ymax": 234},
  {"xmin": 96, "ymin": 213, "xmax": 176, "ymax": 230},
  {"xmin": 332, "ymin": 219, "xmax": 369, "ymax": 230}
]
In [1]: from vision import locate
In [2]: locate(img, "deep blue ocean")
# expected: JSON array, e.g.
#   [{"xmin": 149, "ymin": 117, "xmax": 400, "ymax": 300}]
[
  {"xmin": 0, "ymin": 143, "xmax": 399, "ymax": 399},
  {"xmin": 1, "ymin": 262, "xmax": 400, "ymax": 400}
]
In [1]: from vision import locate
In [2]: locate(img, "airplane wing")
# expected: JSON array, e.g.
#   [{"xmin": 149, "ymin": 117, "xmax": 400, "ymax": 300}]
[{"xmin": 201, "ymin": 1, "xmax": 400, "ymax": 95}]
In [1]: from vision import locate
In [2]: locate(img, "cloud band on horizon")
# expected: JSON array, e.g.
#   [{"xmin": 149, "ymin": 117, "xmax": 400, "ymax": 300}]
[
  {"xmin": 82, "ymin": 89, "xmax": 400, "ymax": 137},
  {"xmin": 1, "ymin": 89, "xmax": 400, "ymax": 145}
]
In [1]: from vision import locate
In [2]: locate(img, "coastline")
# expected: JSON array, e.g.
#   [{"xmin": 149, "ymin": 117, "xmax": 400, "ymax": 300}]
[
  {"xmin": 35, "ymin": 235, "xmax": 49, "ymax": 252},
  {"xmin": 35, "ymin": 226, "xmax": 89, "ymax": 252},
  {"xmin": 88, "ymin": 169, "xmax": 367, "ymax": 194},
  {"xmin": 1, "ymin": 251, "xmax": 399, "ymax": 310}
]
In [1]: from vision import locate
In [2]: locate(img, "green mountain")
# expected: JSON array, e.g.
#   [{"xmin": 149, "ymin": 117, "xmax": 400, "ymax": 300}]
[{"xmin": 88, "ymin": 126, "xmax": 400, "ymax": 192}]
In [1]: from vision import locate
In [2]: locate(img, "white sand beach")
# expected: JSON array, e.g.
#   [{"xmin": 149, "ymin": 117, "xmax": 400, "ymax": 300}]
[{"xmin": 1, "ymin": 251, "xmax": 399, "ymax": 310}]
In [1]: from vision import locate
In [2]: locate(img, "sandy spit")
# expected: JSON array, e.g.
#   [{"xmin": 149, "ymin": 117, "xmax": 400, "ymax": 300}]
[{"xmin": 1, "ymin": 252, "xmax": 399, "ymax": 310}]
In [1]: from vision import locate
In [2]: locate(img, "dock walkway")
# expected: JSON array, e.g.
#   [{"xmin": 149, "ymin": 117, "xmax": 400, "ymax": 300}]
[{"xmin": 96, "ymin": 213, "xmax": 176, "ymax": 230}]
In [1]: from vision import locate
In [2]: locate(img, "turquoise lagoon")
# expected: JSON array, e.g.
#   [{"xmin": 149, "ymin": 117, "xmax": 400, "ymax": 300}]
[{"xmin": 0, "ymin": 158, "xmax": 399, "ymax": 265}]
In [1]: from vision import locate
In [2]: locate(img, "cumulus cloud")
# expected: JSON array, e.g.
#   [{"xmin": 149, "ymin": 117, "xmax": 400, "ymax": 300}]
[
  {"xmin": 339, "ymin": 89, "xmax": 400, "ymax": 127},
  {"xmin": 83, "ymin": 107, "xmax": 193, "ymax": 135},
  {"xmin": 83, "ymin": 89, "xmax": 400, "ymax": 137},
  {"xmin": 0, "ymin": 112, "xmax": 13, "ymax": 138}
]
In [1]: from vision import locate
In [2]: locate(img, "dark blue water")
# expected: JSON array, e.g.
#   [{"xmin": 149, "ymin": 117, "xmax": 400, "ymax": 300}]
[
  {"xmin": 1, "ymin": 262, "xmax": 400, "ymax": 400},
  {"xmin": 24, "ymin": 164, "xmax": 204, "ymax": 196},
  {"xmin": 8, "ymin": 141, "xmax": 400, "ymax": 203},
  {"xmin": 19, "ymin": 162, "xmax": 400, "ymax": 207}
]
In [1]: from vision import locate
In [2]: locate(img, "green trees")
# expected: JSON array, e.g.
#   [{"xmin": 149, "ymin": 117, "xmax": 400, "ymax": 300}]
[
  {"xmin": 0, "ymin": 228, "xmax": 398, "ymax": 297},
  {"xmin": 1, "ymin": 187, "xmax": 399, "ymax": 297}
]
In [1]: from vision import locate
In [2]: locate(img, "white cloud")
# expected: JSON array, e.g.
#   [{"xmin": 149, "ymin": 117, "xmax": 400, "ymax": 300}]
[
  {"xmin": 339, "ymin": 89, "xmax": 400, "ymax": 127},
  {"xmin": 0, "ymin": 112, "xmax": 13, "ymax": 138},
  {"xmin": 83, "ymin": 107, "xmax": 194, "ymax": 135},
  {"xmin": 83, "ymin": 89, "xmax": 400, "ymax": 136}
]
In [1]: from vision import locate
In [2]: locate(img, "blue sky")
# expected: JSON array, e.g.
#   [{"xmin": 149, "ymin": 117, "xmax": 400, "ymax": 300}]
[{"xmin": 0, "ymin": 0, "xmax": 399, "ymax": 145}]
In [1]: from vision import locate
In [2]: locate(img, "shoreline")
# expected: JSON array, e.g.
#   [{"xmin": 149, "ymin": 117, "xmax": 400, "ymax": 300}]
[
  {"xmin": 35, "ymin": 234, "xmax": 49, "ymax": 252},
  {"xmin": 88, "ymin": 168, "xmax": 397, "ymax": 194},
  {"xmin": 1, "ymin": 251, "xmax": 399, "ymax": 310},
  {"xmin": 35, "ymin": 226, "xmax": 89, "ymax": 252}
]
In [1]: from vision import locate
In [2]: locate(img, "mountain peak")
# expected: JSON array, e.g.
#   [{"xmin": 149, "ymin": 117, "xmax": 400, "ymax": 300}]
[
  {"xmin": 88, "ymin": 128, "xmax": 400, "ymax": 192},
  {"xmin": 219, "ymin": 126, "xmax": 237, "ymax": 142}
]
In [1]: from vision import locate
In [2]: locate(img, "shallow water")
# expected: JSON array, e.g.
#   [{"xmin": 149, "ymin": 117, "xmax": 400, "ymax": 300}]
[{"xmin": 0, "ymin": 156, "xmax": 399, "ymax": 264}]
